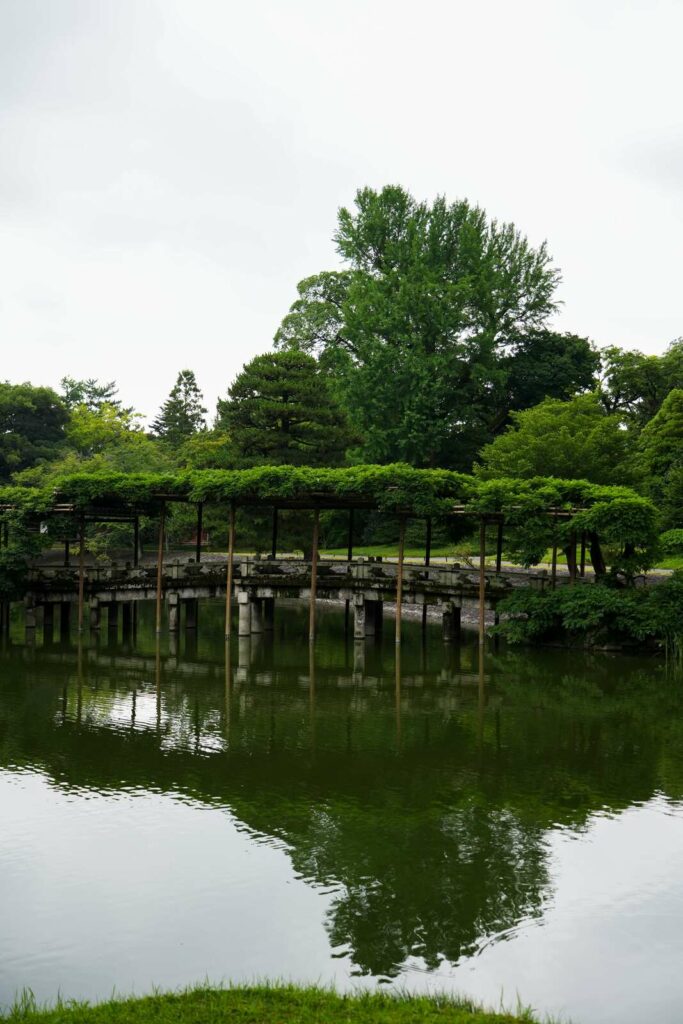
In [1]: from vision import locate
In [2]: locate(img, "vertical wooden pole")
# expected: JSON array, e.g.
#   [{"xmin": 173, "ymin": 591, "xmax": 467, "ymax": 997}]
[
  {"xmin": 395, "ymin": 516, "xmax": 406, "ymax": 645},
  {"xmin": 77, "ymin": 516, "xmax": 86, "ymax": 634},
  {"xmin": 155, "ymin": 502, "xmax": 166, "ymax": 634},
  {"xmin": 64, "ymin": 539, "xmax": 70, "ymax": 568},
  {"xmin": 271, "ymin": 507, "xmax": 278, "ymax": 559},
  {"xmin": 195, "ymin": 503, "xmax": 203, "ymax": 564},
  {"xmin": 551, "ymin": 513, "xmax": 558, "ymax": 591},
  {"xmin": 495, "ymin": 519, "xmax": 504, "ymax": 573},
  {"xmin": 569, "ymin": 530, "xmax": 577, "ymax": 585},
  {"xmin": 133, "ymin": 517, "xmax": 140, "ymax": 568},
  {"xmin": 422, "ymin": 517, "xmax": 432, "ymax": 633},
  {"xmin": 345, "ymin": 507, "xmax": 354, "ymax": 634},
  {"xmin": 580, "ymin": 532, "xmax": 586, "ymax": 577},
  {"xmin": 225, "ymin": 501, "xmax": 236, "ymax": 639},
  {"xmin": 309, "ymin": 508, "xmax": 320, "ymax": 642},
  {"xmin": 478, "ymin": 518, "xmax": 486, "ymax": 647}
]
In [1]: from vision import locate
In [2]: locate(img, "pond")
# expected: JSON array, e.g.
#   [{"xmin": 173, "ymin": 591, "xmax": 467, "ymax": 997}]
[{"xmin": 1, "ymin": 601, "xmax": 683, "ymax": 1024}]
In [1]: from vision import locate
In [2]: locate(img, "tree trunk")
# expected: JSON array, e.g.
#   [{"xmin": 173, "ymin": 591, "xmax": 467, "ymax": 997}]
[{"xmin": 589, "ymin": 532, "xmax": 607, "ymax": 577}]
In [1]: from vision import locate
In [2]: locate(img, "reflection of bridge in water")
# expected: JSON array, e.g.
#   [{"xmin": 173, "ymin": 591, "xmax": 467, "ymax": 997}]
[{"xmin": 22, "ymin": 555, "xmax": 582, "ymax": 642}]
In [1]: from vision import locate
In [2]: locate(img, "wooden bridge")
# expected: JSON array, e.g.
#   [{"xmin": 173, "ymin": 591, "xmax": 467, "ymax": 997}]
[{"xmin": 20, "ymin": 554, "xmax": 581, "ymax": 643}]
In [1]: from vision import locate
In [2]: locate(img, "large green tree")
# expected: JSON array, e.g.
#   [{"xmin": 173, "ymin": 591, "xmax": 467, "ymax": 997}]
[
  {"xmin": 599, "ymin": 339, "xmax": 683, "ymax": 426},
  {"xmin": 475, "ymin": 393, "xmax": 633, "ymax": 484},
  {"xmin": 636, "ymin": 388, "xmax": 683, "ymax": 525},
  {"xmin": 275, "ymin": 186, "xmax": 594, "ymax": 469},
  {"xmin": 217, "ymin": 351, "xmax": 355, "ymax": 467},
  {"xmin": 152, "ymin": 370, "xmax": 207, "ymax": 445},
  {"xmin": 0, "ymin": 382, "xmax": 68, "ymax": 480}
]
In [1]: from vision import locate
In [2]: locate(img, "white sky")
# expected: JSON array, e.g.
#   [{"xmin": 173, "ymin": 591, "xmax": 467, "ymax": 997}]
[{"xmin": 1, "ymin": 0, "xmax": 681, "ymax": 423}]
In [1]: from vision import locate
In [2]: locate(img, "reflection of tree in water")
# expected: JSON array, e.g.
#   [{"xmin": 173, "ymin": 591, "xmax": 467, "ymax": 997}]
[
  {"xmin": 0, "ymin": 637, "xmax": 681, "ymax": 979},
  {"xmin": 296, "ymin": 801, "xmax": 548, "ymax": 975}
]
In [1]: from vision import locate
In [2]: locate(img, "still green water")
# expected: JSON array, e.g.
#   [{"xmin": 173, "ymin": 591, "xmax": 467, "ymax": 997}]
[{"xmin": 2, "ymin": 602, "xmax": 683, "ymax": 1023}]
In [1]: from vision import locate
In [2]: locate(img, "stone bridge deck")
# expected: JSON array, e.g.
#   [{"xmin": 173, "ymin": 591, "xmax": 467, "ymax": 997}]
[{"xmin": 23, "ymin": 556, "xmax": 582, "ymax": 640}]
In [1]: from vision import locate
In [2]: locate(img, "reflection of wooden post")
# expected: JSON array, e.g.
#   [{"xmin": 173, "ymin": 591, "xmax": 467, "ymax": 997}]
[
  {"xmin": 77, "ymin": 516, "xmax": 86, "ymax": 633},
  {"xmin": 309, "ymin": 508, "xmax": 320, "ymax": 641},
  {"xmin": 422, "ymin": 517, "xmax": 432, "ymax": 633},
  {"xmin": 155, "ymin": 502, "xmax": 166, "ymax": 634},
  {"xmin": 395, "ymin": 643, "xmax": 402, "ymax": 747},
  {"xmin": 478, "ymin": 518, "xmax": 486, "ymax": 646},
  {"xmin": 225, "ymin": 502, "xmax": 236, "ymax": 639},
  {"xmin": 195, "ymin": 503, "xmax": 203, "ymax": 563},
  {"xmin": 395, "ymin": 516, "xmax": 406, "ymax": 645}
]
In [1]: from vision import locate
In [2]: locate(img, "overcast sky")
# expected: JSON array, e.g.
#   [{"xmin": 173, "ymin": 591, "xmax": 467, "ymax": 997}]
[{"xmin": 1, "ymin": 0, "xmax": 681, "ymax": 422}]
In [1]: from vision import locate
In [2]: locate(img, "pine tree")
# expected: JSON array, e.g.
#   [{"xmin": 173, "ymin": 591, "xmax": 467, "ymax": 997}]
[
  {"xmin": 216, "ymin": 352, "xmax": 355, "ymax": 467},
  {"xmin": 152, "ymin": 370, "xmax": 207, "ymax": 445}
]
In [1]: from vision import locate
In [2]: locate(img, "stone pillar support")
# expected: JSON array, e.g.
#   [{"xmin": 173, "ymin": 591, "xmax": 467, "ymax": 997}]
[
  {"xmin": 168, "ymin": 592, "xmax": 180, "ymax": 633},
  {"xmin": 89, "ymin": 596, "xmax": 101, "ymax": 631},
  {"xmin": 250, "ymin": 597, "xmax": 263, "ymax": 634},
  {"xmin": 442, "ymin": 601, "xmax": 461, "ymax": 642},
  {"xmin": 237, "ymin": 590, "xmax": 251, "ymax": 636}
]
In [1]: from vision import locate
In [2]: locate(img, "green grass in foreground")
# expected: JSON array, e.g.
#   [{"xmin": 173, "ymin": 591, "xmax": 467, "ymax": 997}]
[{"xmin": 2, "ymin": 985, "xmax": 541, "ymax": 1024}]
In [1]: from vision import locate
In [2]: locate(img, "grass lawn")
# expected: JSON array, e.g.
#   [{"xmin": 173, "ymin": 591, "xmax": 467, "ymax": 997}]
[{"xmin": 2, "ymin": 986, "xmax": 541, "ymax": 1024}]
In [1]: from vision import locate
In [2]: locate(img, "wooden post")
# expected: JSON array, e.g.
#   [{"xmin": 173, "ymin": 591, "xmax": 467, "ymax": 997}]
[
  {"xmin": 64, "ymin": 539, "xmax": 70, "ymax": 568},
  {"xmin": 569, "ymin": 530, "xmax": 577, "ymax": 585},
  {"xmin": 309, "ymin": 508, "xmax": 320, "ymax": 641},
  {"xmin": 580, "ymin": 532, "xmax": 586, "ymax": 577},
  {"xmin": 77, "ymin": 516, "xmax": 86, "ymax": 633},
  {"xmin": 495, "ymin": 519, "xmax": 504, "ymax": 573},
  {"xmin": 195, "ymin": 503, "xmax": 203, "ymax": 563},
  {"xmin": 133, "ymin": 517, "xmax": 140, "ymax": 568},
  {"xmin": 422, "ymin": 517, "xmax": 432, "ymax": 633},
  {"xmin": 271, "ymin": 507, "xmax": 278, "ymax": 559},
  {"xmin": 395, "ymin": 516, "xmax": 406, "ymax": 645},
  {"xmin": 345, "ymin": 508, "xmax": 354, "ymax": 634},
  {"xmin": 478, "ymin": 518, "xmax": 486, "ymax": 647},
  {"xmin": 225, "ymin": 502, "xmax": 236, "ymax": 639},
  {"xmin": 155, "ymin": 502, "xmax": 166, "ymax": 634},
  {"xmin": 551, "ymin": 513, "xmax": 558, "ymax": 591}
]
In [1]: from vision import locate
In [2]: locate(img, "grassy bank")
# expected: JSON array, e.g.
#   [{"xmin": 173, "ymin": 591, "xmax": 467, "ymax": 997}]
[{"xmin": 3, "ymin": 985, "xmax": 540, "ymax": 1024}]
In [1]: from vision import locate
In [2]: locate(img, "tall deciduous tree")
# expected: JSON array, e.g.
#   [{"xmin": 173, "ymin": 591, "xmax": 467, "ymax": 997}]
[
  {"xmin": 0, "ymin": 382, "xmax": 68, "ymax": 479},
  {"xmin": 275, "ymin": 186, "xmax": 587, "ymax": 469},
  {"xmin": 216, "ymin": 352, "xmax": 355, "ymax": 467},
  {"xmin": 152, "ymin": 370, "xmax": 207, "ymax": 445},
  {"xmin": 599, "ymin": 339, "xmax": 683, "ymax": 426},
  {"xmin": 636, "ymin": 388, "xmax": 683, "ymax": 525},
  {"xmin": 475, "ymin": 393, "xmax": 633, "ymax": 485}
]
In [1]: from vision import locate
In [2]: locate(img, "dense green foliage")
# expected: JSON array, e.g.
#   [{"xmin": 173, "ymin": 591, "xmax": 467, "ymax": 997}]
[
  {"xmin": 600, "ymin": 339, "xmax": 683, "ymax": 425},
  {"xmin": 495, "ymin": 573, "xmax": 683, "ymax": 653},
  {"xmin": 216, "ymin": 352, "xmax": 354, "ymax": 467},
  {"xmin": 1, "ymin": 986, "xmax": 534, "ymax": 1024},
  {"xmin": 476, "ymin": 393, "xmax": 632, "ymax": 483},
  {"xmin": 275, "ymin": 186, "xmax": 596, "ymax": 469},
  {"xmin": 0, "ymin": 383, "xmax": 68, "ymax": 480}
]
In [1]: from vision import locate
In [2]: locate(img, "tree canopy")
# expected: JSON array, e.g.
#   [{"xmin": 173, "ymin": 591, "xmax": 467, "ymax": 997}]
[
  {"xmin": 216, "ymin": 351, "xmax": 356, "ymax": 467},
  {"xmin": 0, "ymin": 382, "xmax": 68, "ymax": 480},
  {"xmin": 274, "ymin": 186, "xmax": 596, "ymax": 469},
  {"xmin": 476, "ymin": 394, "xmax": 633, "ymax": 485}
]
